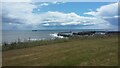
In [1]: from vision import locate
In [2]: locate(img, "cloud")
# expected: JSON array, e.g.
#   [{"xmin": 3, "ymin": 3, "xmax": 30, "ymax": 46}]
[
  {"xmin": 52, "ymin": 1, "xmax": 66, "ymax": 4},
  {"xmin": 2, "ymin": 2, "xmax": 67, "ymax": 26},
  {"xmin": 40, "ymin": 3, "xmax": 49, "ymax": 6},
  {"xmin": 84, "ymin": 3, "xmax": 118, "ymax": 30},
  {"xmin": 2, "ymin": 2, "xmax": 36, "ymax": 24},
  {"xmin": 84, "ymin": 3, "xmax": 118, "ymax": 17},
  {"xmin": 1, "ymin": 0, "xmax": 31, "ymax": 2},
  {"xmin": 2, "ymin": 2, "xmax": 118, "ymax": 30}
]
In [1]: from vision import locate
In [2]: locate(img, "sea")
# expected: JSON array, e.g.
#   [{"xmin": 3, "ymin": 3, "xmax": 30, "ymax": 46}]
[{"xmin": 2, "ymin": 29, "xmax": 109, "ymax": 44}]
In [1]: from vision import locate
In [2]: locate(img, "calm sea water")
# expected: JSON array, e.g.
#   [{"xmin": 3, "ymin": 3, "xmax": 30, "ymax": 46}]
[
  {"xmin": 2, "ymin": 29, "xmax": 107, "ymax": 44},
  {"xmin": 2, "ymin": 30, "xmax": 81, "ymax": 44}
]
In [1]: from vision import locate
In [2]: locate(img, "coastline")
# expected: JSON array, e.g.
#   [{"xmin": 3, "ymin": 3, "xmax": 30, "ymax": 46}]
[
  {"xmin": 2, "ymin": 33, "xmax": 118, "ymax": 51},
  {"xmin": 2, "ymin": 34, "xmax": 118, "ymax": 66}
]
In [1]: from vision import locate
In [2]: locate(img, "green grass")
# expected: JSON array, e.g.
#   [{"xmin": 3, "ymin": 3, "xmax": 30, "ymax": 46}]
[{"xmin": 2, "ymin": 35, "xmax": 118, "ymax": 66}]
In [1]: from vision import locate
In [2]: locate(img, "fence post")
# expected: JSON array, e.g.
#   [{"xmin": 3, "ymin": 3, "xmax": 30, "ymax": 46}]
[
  {"xmin": 29, "ymin": 37, "xmax": 30, "ymax": 42},
  {"xmin": 18, "ymin": 38, "xmax": 21, "ymax": 43}
]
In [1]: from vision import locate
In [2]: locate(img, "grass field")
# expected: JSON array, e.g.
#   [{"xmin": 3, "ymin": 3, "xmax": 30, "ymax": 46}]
[{"xmin": 2, "ymin": 35, "xmax": 118, "ymax": 66}]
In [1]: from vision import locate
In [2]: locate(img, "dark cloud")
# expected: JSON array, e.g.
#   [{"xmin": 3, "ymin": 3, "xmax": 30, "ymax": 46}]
[
  {"xmin": 2, "ymin": 16, "xmax": 22, "ymax": 24},
  {"xmin": 104, "ymin": 17, "xmax": 118, "ymax": 26}
]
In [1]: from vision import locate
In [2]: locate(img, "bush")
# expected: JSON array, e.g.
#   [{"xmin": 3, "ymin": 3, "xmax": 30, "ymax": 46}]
[{"xmin": 2, "ymin": 38, "xmax": 70, "ymax": 51}]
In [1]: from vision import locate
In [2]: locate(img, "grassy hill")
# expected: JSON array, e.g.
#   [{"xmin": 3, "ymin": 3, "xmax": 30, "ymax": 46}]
[{"xmin": 2, "ymin": 35, "xmax": 118, "ymax": 66}]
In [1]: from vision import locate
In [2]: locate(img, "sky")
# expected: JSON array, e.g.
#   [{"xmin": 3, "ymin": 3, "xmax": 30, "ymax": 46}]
[{"xmin": 1, "ymin": 1, "xmax": 119, "ymax": 30}]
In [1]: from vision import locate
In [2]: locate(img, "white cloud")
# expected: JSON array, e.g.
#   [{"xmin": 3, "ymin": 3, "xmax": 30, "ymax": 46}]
[
  {"xmin": 2, "ymin": 2, "xmax": 37, "ymax": 24},
  {"xmin": 33, "ymin": 2, "xmax": 65, "ymax": 8},
  {"xmin": 38, "ymin": 11, "xmax": 107, "ymax": 27},
  {"xmin": 40, "ymin": 3, "xmax": 50, "ymax": 6},
  {"xmin": 2, "ymin": 2, "xmax": 117, "ymax": 30},
  {"xmin": 84, "ymin": 3, "xmax": 118, "ymax": 18},
  {"xmin": 84, "ymin": 2, "xmax": 118, "ymax": 30},
  {"xmin": 1, "ymin": 0, "xmax": 31, "ymax": 2},
  {"xmin": 52, "ymin": 1, "xmax": 66, "ymax": 4}
]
